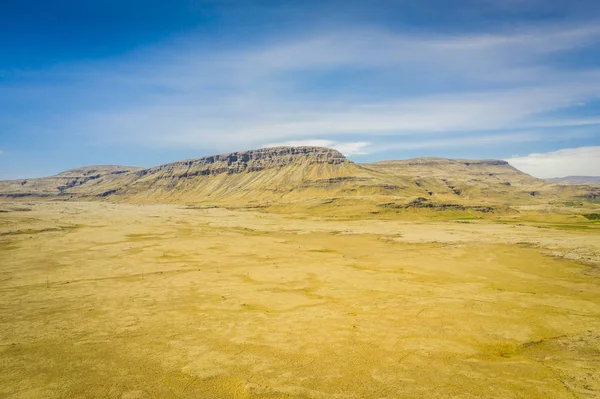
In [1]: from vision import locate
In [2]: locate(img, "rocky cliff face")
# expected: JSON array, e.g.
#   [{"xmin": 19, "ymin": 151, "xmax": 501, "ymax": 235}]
[{"xmin": 137, "ymin": 146, "xmax": 347, "ymax": 178}]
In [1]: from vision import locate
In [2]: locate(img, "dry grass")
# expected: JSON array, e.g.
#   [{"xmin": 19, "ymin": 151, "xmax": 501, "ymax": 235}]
[{"xmin": 1, "ymin": 201, "xmax": 599, "ymax": 398}]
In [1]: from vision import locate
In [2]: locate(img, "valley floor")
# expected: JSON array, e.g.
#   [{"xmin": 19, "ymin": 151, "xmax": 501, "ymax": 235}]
[{"xmin": 1, "ymin": 201, "xmax": 599, "ymax": 398}]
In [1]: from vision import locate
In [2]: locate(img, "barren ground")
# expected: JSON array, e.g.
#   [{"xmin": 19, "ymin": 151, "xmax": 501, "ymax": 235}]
[{"xmin": 1, "ymin": 201, "xmax": 599, "ymax": 398}]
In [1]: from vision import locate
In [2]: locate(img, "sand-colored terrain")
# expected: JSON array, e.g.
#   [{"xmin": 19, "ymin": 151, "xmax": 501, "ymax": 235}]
[{"xmin": 1, "ymin": 201, "xmax": 599, "ymax": 398}]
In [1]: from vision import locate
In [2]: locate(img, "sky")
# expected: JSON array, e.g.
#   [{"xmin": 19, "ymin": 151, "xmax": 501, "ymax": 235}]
[{"xmin": 1, "ymin": 0, "xmax": 599, "ymax": 179}]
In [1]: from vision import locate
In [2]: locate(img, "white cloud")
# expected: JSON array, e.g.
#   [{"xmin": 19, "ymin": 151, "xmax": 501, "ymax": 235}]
[
  {"xmin": 369, "ymin": 128, "xmax": 595, "ymax": 152},
  {"xmin": 264, "ymin": 140, "xmax": 371, "ymax": 156},
  {"xmin": 506, "ymin": 146, "xmax": 600, "ymax": 178},
  {"xmin": 86, "ymin": 23, "xmax": 600, "ymax": 148},
  {"xmin": 4, "ymin": 20, "xmax": 600, "ymax": 153},
  {"xmin": 73, "ymin": 80, "xmax": 600, "ymax": 151},
  {"xmin": 373, "ymin": 132, "xmax": 545, "ymax": 152}
]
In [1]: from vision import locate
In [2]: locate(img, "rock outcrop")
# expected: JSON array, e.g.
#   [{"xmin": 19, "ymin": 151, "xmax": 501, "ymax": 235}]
[{"xmin": 136, "ymin": 146, "xmax": 347, "ymax": 178}]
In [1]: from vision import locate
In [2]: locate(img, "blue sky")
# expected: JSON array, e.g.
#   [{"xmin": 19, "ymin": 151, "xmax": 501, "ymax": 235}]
[{"xmin": 1, "ymin": 0, "xmax": 599, "ymax": 179}]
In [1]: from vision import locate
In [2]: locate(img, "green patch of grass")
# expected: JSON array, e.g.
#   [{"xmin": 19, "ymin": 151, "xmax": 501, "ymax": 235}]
[
  {"xmin": 583, "ymin": 213, "xmax": 600, "ymax": 220},
  {"xmin": 544, "ymin": 223, "xmax": 594, "ymax": 230},
  {"xmin": 492, "ymin": 216, "xmax": 600, "ymax": 231},
  {"xmin": 308, "ymin": 248, "xmax": 337, "ymax": 253},
  {"xmin": 562, "ymin": 201, "xmax": 584, "ymax": 207}
]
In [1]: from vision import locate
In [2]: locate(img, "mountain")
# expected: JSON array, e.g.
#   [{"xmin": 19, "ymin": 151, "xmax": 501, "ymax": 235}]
[
  {"xmin": 0, "ymin": 147, "xmax": 597, "ymax": 210},
  {"xmin": 0, "ymin": 165, "xmax": 143, "ymax": 198},
  {"xmin": 110, "ymin": 146, "xmax": 368, "ymax": 203},
  {"xmin": 363, "ymin": 158, "xmax": 547, "ymax": 203},
  {"xmin": 546, "ymin": 176, "xmax": 600, "ymax": 185}
]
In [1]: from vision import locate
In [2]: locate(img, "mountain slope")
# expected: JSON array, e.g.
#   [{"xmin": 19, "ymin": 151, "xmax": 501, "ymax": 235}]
[
  {"xmin": 0, "ymin": 147, "xmax": 596, "ymax": 208},
  {"xmin": 113, "ymin": 147, "xmax": 371, "ymax": 203},
  {"xmin": 0, "ymin": 165, "xmax": 143, "ymax": 198},
  {"xmin": 362, "ymin": 158, "xmax": 558, "ymax": 205}
]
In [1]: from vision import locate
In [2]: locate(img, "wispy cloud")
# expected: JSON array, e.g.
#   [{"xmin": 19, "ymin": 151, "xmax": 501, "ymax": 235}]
[
  {"xmin": 507, "ymin": 146, "xmax": 600, "ymax": 178},
  {"xmin": 3, "ymin": 20, "xmax": 600, "ymax": 155}
]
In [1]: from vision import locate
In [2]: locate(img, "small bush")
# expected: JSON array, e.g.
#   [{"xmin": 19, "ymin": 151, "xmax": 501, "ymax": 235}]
[{"xmin": 583, "ymin": 213, "xmax": 600, "ymax": 220}]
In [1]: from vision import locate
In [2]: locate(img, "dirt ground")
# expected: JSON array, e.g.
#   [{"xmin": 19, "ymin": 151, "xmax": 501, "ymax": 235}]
[{"xmin": 1, "ymin": 201, "xmax": 599, "ymax": 398}]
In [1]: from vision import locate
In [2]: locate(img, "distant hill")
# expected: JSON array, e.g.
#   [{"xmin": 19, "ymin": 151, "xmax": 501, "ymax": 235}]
[
  {"xmin": 0, "ymin": 147, "xmax": 597, "ymax": 210},
  {"xmin": 0, "ymin": 165, "xmax": 143, "ymax": 198},
  {"xmin": 546, "ymin": 176, "xmax": 600, "ymax": 185}
]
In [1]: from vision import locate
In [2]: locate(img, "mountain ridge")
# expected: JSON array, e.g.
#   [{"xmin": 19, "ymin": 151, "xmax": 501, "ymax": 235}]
[{"xmin": 0, "ymin": 146, "xmax": 597, "ymax": 209}]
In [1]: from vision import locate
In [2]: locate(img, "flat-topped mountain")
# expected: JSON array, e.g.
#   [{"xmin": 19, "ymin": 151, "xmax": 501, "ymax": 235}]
[
  {"xmin": 371, "ymin": 157, "xmax": 511, "ymax": 166},
  {"xmin": 365, "ymin": 157, "xmax": 536, "ymax": 186},
  {"xmin": 137, "ymin": 146, "xmax": 347, "ymax": 177},
  {"xmin": 116, "ymin": 146, "xmax": 361, "ymax": 203},
  {"xmin": 361, "ymin": 156, "xmax": 556, "ymax": 204},
  {"xmin": 0, "ymin": 146, "xmax": 596, "ymax": 210}
]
